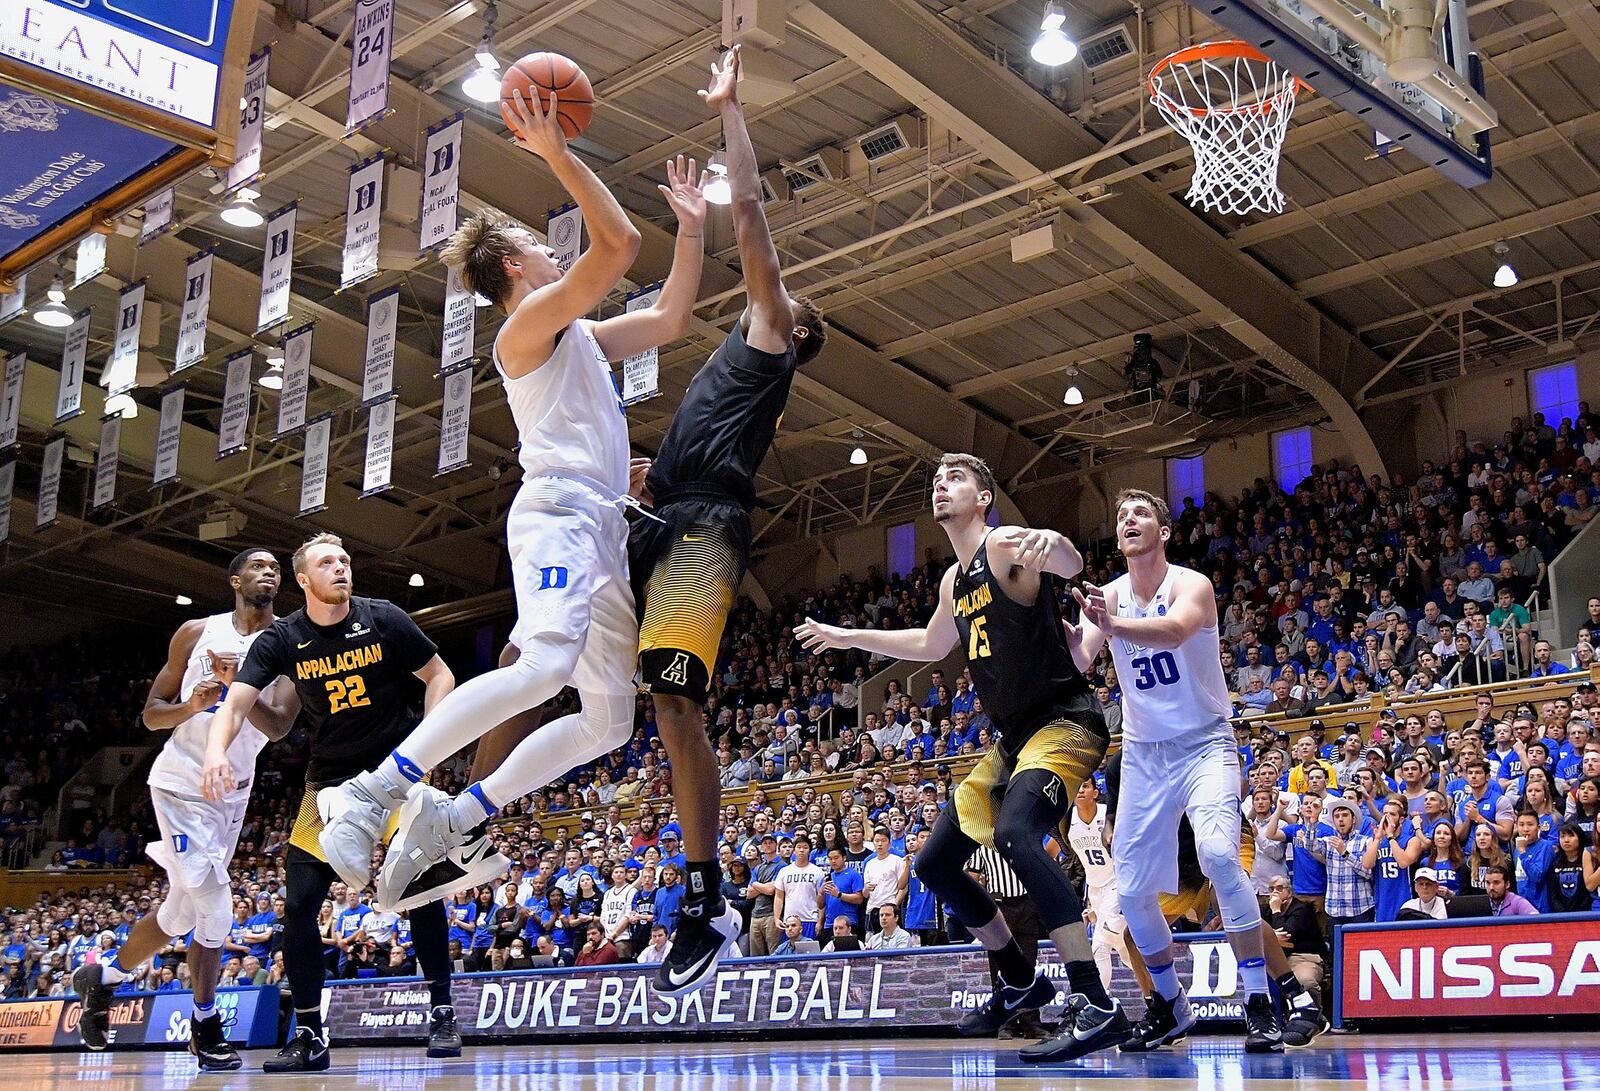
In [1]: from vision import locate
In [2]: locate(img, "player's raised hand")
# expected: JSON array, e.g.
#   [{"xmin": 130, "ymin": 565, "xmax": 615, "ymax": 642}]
[
  {"xmin": 1073, "ymin": 583, "xmax": 1110, "ymax": 627},
  {"xmin": 658, "ymin": 154, "xmax": 707, "ymax": 233},
  {"xmin": 794, "ymin": 617, "xmax": 845, "ymax": 652},
  {"xmin": 188, "ymin": 679, "xmax": 222, "ymax": 714},
  {"xmin": 507, "ymin": 87, "xmax": 567, "ymax": 161},
  {"xmin": 1004, "ymin": 527, "xmax": 1055, "ymax": 571},
  {"xmin": 628, "ymin": 457, "xmax": 653, "ymax": 504},
  {"xmin": 206, "ymin": 649, "xmax": 239, "ymax": 687},
  {"xmin": 698, "ymin": 44, "xmax": 741, "ymax": 110},
  {"xmin": 200, "ymin": 744, "xmax": 236, "ymax": 802}
]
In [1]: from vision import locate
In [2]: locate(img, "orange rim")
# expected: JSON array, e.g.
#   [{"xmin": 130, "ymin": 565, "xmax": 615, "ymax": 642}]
[{"xmin": 1148, "ymin": 40, "xmax": 1313, "ymax": 118}]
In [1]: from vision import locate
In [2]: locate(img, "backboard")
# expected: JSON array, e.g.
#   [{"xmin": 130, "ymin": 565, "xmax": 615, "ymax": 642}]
[{"xmin": 1194, "ymin": 0, "xmax": 1496, "ymax": 186}]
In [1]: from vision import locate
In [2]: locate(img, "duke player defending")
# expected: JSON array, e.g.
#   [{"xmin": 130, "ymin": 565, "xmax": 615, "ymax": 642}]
[
  {"xmin": 1065, "ymin": 779, "xmax": 1132, "ymax": 992},
  {"xmin": 316, "ymin": 85, "xmax": 707, "ymax": 912},
  {"xmin": 797, "ymin": 454, "xmax": 1129, "ymax": 1065},
  {"xmin": 75, "ymin": 550, "xmax": 295, "ymax": 1070},
  {"xmin": 1074, "ymin": 489, "xmax": 1283, "ymax": 1052}
]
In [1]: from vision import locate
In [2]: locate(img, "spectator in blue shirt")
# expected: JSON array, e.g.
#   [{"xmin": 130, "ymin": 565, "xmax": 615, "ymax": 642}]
[
  {"xmin": 820, "ymin": 847, "xmax": 865, "ymax": 934},
  {"xmin": 521, "ymin": 877, "xmax": 550, "ymax": 945},
  {"xmin": 445, "ymin": 891, "xmax": 475, "ymax": 950},
  {"xmin": 1266, "ymin": 796, "xmax": 1335, "ymax": 930},
  {"xmin": 1513, "ymin": 813, "xmax": 1556, "ymax": 913},
  {"xmin": 654, "ymin": 864, "xmax": 686, "ymax": 938},
  {"xmin": 1454, "ymin": 760, "xmax": 1515, "ymax": 844},
  {"xmin": 658, "ymin": 829, "xmax": 686, "ymax": 872},
  {"xmin": 243, "ymin": 893, "xmax": 276, "ymax": 960},
  {"xmin": 1362, "ymin": 800, "xmax": 1428, "ymax": 921}
]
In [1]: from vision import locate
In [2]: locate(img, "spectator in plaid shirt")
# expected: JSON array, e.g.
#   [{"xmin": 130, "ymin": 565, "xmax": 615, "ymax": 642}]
[{"xmin": 1313, "ymin": 799, "xmax": 1375, "ymax": 925}]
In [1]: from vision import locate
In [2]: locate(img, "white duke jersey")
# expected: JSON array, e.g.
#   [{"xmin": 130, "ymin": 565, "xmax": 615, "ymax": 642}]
[
  {"xmin": 777, "ymin": 861, "xmax": 825, "ymax": 923},
  {"xmin": 147, "ymin": 613, "xmax": 268, "ymax": 802},
  {"xmin": 1068, "ymin": 803, "xmax": 1116, "ymax": 890},
  {"xmin": 1105, "ymin": 563, "xmax": 1232, "ymax": 743},
  {"xmin": 494, "ymin": 319, "xmax": 630, "ymax": 499}
]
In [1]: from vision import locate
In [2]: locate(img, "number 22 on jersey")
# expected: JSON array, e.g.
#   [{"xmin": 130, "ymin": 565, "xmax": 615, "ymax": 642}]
[{"xmin": 326, "ymin": 674, "xmax": 371, "ymax": 714}]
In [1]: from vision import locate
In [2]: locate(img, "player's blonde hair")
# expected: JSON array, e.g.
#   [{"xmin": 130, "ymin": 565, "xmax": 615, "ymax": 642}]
[
  {"xmin": 292, "ymin": 532, "xmax": 345, "ymax": 574},
  {"xmin": 439, "ymin": 210, "xmax": 522, "ymax": 311}
]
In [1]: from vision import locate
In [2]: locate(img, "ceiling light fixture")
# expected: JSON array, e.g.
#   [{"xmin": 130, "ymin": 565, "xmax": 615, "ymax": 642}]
[
  {"xmin": 105, "ymin": 393, "xmax": 139, "ymax": 419},
  {"xmin": 1491, "ymin": 241, "xmax": 1518, "ymax": 289},
  {"xmin": 258, "ymin": 362, "xmax": 284, "ymax": 390},
  {"xmin": 174, "ymin": 594, "xmax": 194, "ymax": 606},
  {"xmin": 220, "ymin": 188, "xmax": 264, "ymax": 228},
  {"xmin": 462, "ymin": 2, "xmax": 502, "ymax": 103},
  {"xmin": 33, "ymin": 295, "xmax": 72, "ymax": 328},
  {"xmin": 1064, "ymin": 365, "xmax": 1084, "ymax": 405},
  {"xmin": 1032, "ymin": 1, "xmax": 1079, "ymax": 66},
  {"xmin": 409, "ymin": 572, "xmax": 426, "ymax": 587},
  {"xmin": 704, "ymin": 151, "xmax": 732, "ymax": 206},
  {"xmin": 850, "ymin": 446, "xmax": 868, "ymax": 465},
  {"xmin": 47, "ymin": 274, "xmax": 67, "ymax": 305}
]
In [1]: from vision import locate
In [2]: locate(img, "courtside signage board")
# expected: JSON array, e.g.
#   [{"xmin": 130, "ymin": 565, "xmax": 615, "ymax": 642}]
[
  {"xmin": 0, "ymin": 985, "xmax": 275, "ymax": 1050},
  {"xmin": 1338, "ymin": 914, "xmax": 1600, "ymax": 1023}
]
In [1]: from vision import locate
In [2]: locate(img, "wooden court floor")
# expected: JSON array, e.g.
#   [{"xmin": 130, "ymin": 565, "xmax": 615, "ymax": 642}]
[{"xmin": 24, "ymin": 1032, "xmax": 1600, "ymax": 1089}]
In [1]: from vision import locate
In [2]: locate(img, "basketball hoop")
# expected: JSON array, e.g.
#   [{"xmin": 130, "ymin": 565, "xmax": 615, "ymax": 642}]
[{"xmin": 1148, "ymin": 41, "xmax": 1309, "ymax": 216}]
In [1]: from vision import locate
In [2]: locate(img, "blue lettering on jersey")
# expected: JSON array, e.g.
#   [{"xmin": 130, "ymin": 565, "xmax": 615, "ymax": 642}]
[{"xmin": 537, "ymin": 566, "xmax": 568, "ymax": 590}]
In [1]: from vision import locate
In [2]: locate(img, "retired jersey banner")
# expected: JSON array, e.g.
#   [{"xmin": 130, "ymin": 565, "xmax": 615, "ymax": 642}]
[
  {"xmin": 440, "ymin": 265, "xmax": 476, "ymax": 373},
  {"xmin": 140, "ymin": 188, "xmax": 175, "ymax": 245},
  {"xmin": 361, "ymin": 289, "xmax": 400, "ymax": 405},
  {"xmin": 437, "ymin": 369, "xmax": 472, "ymax": 475},
  {"xmin": 228, "ymin": 49, "xmax": 271, "ymax": 193},
  {"xmin": 258, "ymin": 202, "xmax": 298, "ymax": 333},
  {"xmin": 0, "ymin": 458, "xmax": 13, "ymax": 545},
  {"xmin": 92, "ymin": 413, "xmax": 121, "ymax": 510},
  {"xmin": 174, "ymin": 251, "xmax": 214, "ymax": 373},
  {"xmin": 276, "ymin": 323, "xmax": 315, "ymax": 437},
  {"xmin": 74, "ymin": 233, "xmax": 107, "ymax": 289},
  {"xmin": 419, "ymin": 115, "xmax": 463, "ymax": 254},
  {"xmin": 217, "ymin": 351, "xmax": 253, "ymax": 459},
  {"xmin": 346, "ymin": 0, "xmax": 396, "ymax": 134},
  {"xmin": 548, "ymin": 203, "xmax": 583, "ymax": 273},
  {"xmin": 341, "ymin": 155, "xmax": 385, "ymax": 289},
  {"xmin": 104, "ymin": 280, "xmax": 146, "ymax": 396},
  {"xmin": 0, "ymin": 275, "xmax": 24, "ymax": 326},
  {"xmin": 300, "ymin": 415, "xmax": 332, "ymax": 516},
  {"xmin": 0, "ymin": 352, "xmax": 23, "ymax": 450},
  {"xmin": 152, "ymin": 386, "xmax": 185, "ymax": 487},
  {"xmin": 620, "ymin": 285, "xmax": 662, "ymax": 406},
  {"xmin": 362, "ymin": 396, "xmax": 396, "ymax": 496},
  {"xmin": 55, "ymin": 309, "xmax": 92, "ymax": 424},
  {"xmin": 36, "ymin": 436, "xmax": 64, "ymax": 529}
]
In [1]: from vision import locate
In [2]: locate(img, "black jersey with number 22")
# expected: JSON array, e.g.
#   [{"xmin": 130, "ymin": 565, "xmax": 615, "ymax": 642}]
[{"xmin": 236, "ymin": 596, "xmax": 437, "ymax": 784}]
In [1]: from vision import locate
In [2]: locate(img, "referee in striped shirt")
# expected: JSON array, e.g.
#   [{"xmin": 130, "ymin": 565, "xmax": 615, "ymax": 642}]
[{"xmin": 967, "ymin": 846, "xmax": 1046, "ymax": 1039}]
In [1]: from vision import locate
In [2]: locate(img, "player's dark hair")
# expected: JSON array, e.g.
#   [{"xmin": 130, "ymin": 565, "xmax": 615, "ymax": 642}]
[
  {"xmin": 1115, "ymin": 488, "xmax": 1172, "ymax": 529},
  {"xmin": 936, "ymin": 453, "xmax": 997, "ymax": 516},
  {"xmin": 228, "ymin": 547, "xmax": 275, "ymax": 577},
  {"xmin": 792, "ymin": 296, "xmax": 826, "ymax": 365}
]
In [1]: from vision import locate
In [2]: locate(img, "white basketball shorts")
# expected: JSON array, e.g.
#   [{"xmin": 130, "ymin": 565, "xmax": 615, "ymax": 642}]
[
  {"xmin": 146, "ymin": 787, "xmax": 248, "ymax": 891},
  {"xmin": 1112, "ymin": 722, "xmax": 1243, "ymax": 899}
]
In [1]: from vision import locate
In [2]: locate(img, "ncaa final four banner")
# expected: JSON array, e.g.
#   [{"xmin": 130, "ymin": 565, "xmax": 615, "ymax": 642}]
[
  {"xmin": 258, "ymin": 202, "xmax": 298, "ymax": 333},
  {"xmin": 174, "ymin": 250, "xmax": 214, "ymax": 374},
  {"xmin": 346, "ymin": 0, "xmax": 396, "ymax": 136},
  {"xmin": 341, "ymin": 155, "xmax": 385, "ymax": 290},
  {"xmin": 103, "ymin": 280, "xmax": 145, "ymax": 397},
  {"xmin": 418, "ymin": 115, "xmax": 463, "ymax": 254}
]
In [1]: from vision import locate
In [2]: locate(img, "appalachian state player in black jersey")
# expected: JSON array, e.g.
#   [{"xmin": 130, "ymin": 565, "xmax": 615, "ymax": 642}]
[
  {"xmin": 796, "ymin": 454, "xmax": 1130, "ymax": 1064},
  {"xmin": 629, "ymin": 46, "xmax": 827, "ymax": 998},
  {"xmin": 200, "ymin": 533, "xmax": 466, "ymax": 1071}
]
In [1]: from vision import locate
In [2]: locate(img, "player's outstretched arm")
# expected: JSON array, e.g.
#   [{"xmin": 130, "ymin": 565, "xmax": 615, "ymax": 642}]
[
  {"xmin": 1075, "ymin": 569, "xmax": 1214, "ymax": 650},
  {"xmin": 200, "ymin": 681, "xmax": 262, "ymax": 800},
  {"xmin": 142, "ymin": 620, "xmax": 213, "ymax": 731},
  {"xmin": 794, "ymin": 567, "xmax": 961, "ymax": 663},
  {"xmin": 703, "ymin": 47, "xmax": 790, "ymax": 355},
  {"xmin": 590, "ymin": 155, "xmax": 706, "ymax": 361},
  {"xmin": 992, "ymin": 526, "xmax": 1083, "ymax": 580}
]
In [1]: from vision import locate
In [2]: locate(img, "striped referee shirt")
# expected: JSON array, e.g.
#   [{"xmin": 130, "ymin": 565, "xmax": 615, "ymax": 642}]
[{"xmin": 967, "ymin": 846, "xmax": 1029, "ymax": 900}]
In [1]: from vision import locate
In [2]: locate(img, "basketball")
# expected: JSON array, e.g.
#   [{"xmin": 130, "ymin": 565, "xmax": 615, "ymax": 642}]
[{"xmin": 500, "ymin": 52, "xmax": 594, "ymax": 140}]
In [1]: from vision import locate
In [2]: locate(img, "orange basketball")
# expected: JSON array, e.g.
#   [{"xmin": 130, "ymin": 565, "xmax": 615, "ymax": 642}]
[{"xmin": 500, "ymin": 52, "xmax": 594, "ymax": 140}]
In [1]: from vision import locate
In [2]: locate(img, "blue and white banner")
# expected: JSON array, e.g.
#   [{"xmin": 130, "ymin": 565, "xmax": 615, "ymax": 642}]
[
  {"xmin": 140, "ymin": 187, "xmax": 175, "ymax": 245},
  {"xmin": 217, "ymin": 350, "xmax": 252, "ymax": 458},
  {"xmin": 103, "ymin": 279, "xmax": 145, "ymax": 396},
  {"xmin": 0, "ymin": 352, "xmax": 23, "ymax": 449},
  {"xmin": 74, "ymin": 233, "xmax": 106, "ymax": 288},
  {"xmin": 152, "ymin": 385, "xmax": 184, "ymax": 486},
  {"xmin": 419, "ymin": 115, "xmax": 463, "ymax": 254},
  {"xmin": 548, "ymin": 203, "xmax": 583, "ymax": 273},
  {"xmin": 362, "ymin": 396, "xmax": 396, "ymax": 496},
  {"xmin": 437, "ymin": 368, "xmax": 472, "ymax": 475},
  {"xmin": 620, "ymin": 285, "xmax": 662, "ymax": 406},
  {"xmin": 0, "ymin": 458, "xmax": 12, "ymax": 545},
  {"xmin": 0, "ymin": 275, "xmax": 24, "ymax": 326},
  {"xmin": 440, "ymin": 264, "xmax": 475, "ymax": 373},
  {"xmin": 300, "ymin": 415, "xmax": 331, "ymax": 516},
  {"xmin": 54, "ymin": 308, "xmax": 91, "ymax": 423},
  {"xmin": 36, "ymin": 435, "xmax": 64, "ymax": 529},
  {"xmin": 174, "ymin": 250, "xmax": 213, "ymax": 373},
  {"xmin": 341, "ymin": 154, "xmax": 385, "ymax": 290},
  {"xmin": 361, "ymin": 288, "xmax": 399, "ymax": 405},
  {"xmin": 228, "ymin": 49, "xmax": 270, "ymax": 193},
  {"xmin": 257, "ymin": 202, "xmax": 297, "ymax": 332},
  {"xmin": 276, "ymin": 323, "xmax": 314, "ymax": 437},
  {"xmin": 346, "ymin": 0, "xmax": 396, "ymax": 135},
  {"xmin": 92, "ymin": 412, "xmax": 121, "ymax": 509}
]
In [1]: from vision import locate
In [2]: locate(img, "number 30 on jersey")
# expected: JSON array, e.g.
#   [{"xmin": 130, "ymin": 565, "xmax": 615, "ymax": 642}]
[{"xmin": 1128, "ymin": 651, "xmax": 1180, "ymax": 689}]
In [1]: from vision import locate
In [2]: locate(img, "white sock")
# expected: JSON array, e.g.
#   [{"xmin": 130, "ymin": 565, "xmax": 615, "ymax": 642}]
[
  {"xmin": 1238, "ymin": 956, "xmax": 1269, "ymax": 998},
  {"xmin": 1147, "ymin": 958, "xmax": 1182, "ymax": 1001},
  {"xmin": 449, "ymin": 784, "xmax": 495, "ymax": 830}
]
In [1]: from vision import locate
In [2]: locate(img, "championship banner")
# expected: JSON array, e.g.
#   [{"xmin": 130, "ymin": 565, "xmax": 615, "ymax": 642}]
[
  {"xmin": 548, "ymin": 203, "xmax": 583, "ymax": 273},
  {"xmin": 0, "ymin": 351, "xmax": 23, "ymax": 449},
  {"xmin": 300, "ymin": 415, "xmax": 332, "ymax": 516},
  {"xmin": 140, "ymin": 188, "xmax": 175, "ymax": 245},
  {"xmin": 362, "ymin": 396, "xmax": 396, "ymax": 496},
  {"xmin": 228, "ymin": 49, "xmax": 271, "ymax": 193},
  {"xmin": 217, "ymin": 351, "xmax": 253, "ymax": 458},
  {"xmin": 620, "ymin": 285, "xmax": 662, "ymax": 406},
  {"xmin": 0, "ymin": 275, "xmax": 23, "ymax": 326},
  {"xmin": 54, "ymin": 308, "xmax": 91, "ymax": 424},
  {"xmin": 73, "ymin": 233, "xmax": 107, "ymax": 288},
  {"xmin": 0, "ymin": 458, "xmax": 13, "ymax": 545},
  {"xmin": 346, "ymin": 0, "xmax": 396, "ymax": 135},
  {"xmin": 276, "ymin": 323, "xmax": 315, "ymax": 437},
  {"xmin": 341, "ymin": 155, "xmax": 385, "ymax": 290},
  {"xmin": 92, "ymin": 413, "xmax": 121, "ymax": 509},
  {"xmin": 418, "ymin": 115, "xmax": 463, "ymax": 254},
  {"xmin": 36, "ymin": 436, "xmax": 64, "ymax": 529},
  {"xmin": 1337, "ymin": 913, "xmax": 1600, "ymax": 1026},
  {"xmin": 361, "ymin": 288, "xmax": 400, "ymax": 405},
  {"xmin": 152, "ymin": 385, "xmax": 185, "ymax": 486},
  {"xmin": 103, "ymin": 280, "xmax": 146, "ymax": 396},
  {"xmin": 258, "ymin": 202, "xmax": 298, "ymax": 333},
  {"xmin": 436, "ymin": 369, "xmax": 472, "ymax": 475},
  {"xmin": 174, "ymin": 250, "xmax": 214, "ymax": 372},
  {"xmin": 440, "ymin": 265, "xmax": 476, "ymax": 373}
]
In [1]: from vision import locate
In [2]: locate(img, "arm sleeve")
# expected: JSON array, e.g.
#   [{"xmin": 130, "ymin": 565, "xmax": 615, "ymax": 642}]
[
  {"xmin": 236, "ymin": 626, "xmax": 289, "ymax": 690},
  {"xmin": 377, "ymin": 601, "xmax": 439, "ymax": 672}
]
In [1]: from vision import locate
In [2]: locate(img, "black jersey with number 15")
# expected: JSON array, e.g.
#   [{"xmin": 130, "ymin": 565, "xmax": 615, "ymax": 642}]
[
  {"xmin": 236, "ymin": 596, "xmax": 437, "ymax": 784},
  {"xmin": 949, "ymin": 533, "xmax": 1095, "ymax": 734}
]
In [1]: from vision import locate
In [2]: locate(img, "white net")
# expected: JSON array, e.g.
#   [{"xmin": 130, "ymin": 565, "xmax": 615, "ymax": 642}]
[{"xmin": 1149, "ymin": 42, "xmax": 1304, "ymax": 216}]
